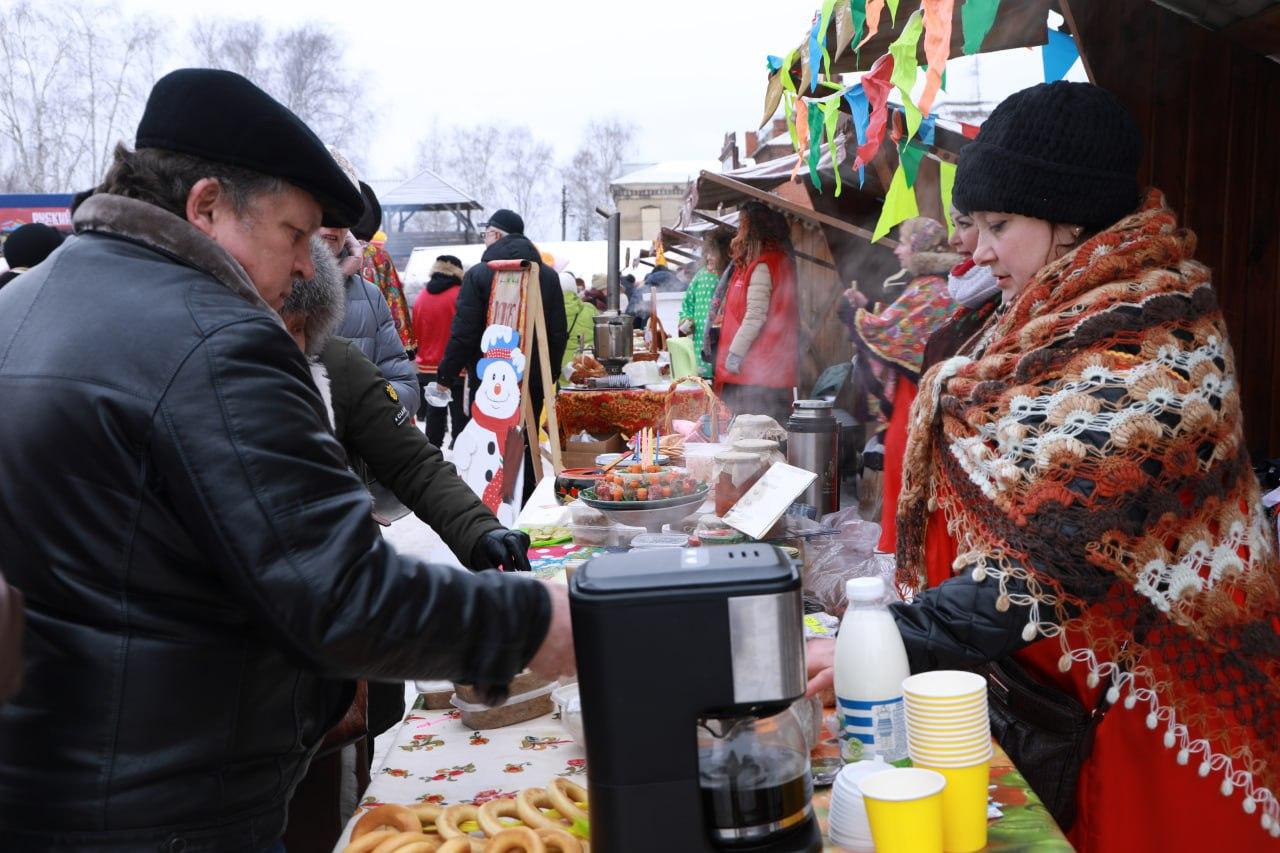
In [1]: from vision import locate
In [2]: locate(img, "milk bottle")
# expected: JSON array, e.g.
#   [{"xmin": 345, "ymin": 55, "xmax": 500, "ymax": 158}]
[{"xmin": 833, "ymin": 576, "xmax": 910, "ymax": 762}]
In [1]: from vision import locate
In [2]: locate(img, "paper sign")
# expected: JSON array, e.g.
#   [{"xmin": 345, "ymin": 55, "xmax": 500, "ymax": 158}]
[{"xmin": 723, "ymin": 463, "xmax": 818, "ymax": 541}]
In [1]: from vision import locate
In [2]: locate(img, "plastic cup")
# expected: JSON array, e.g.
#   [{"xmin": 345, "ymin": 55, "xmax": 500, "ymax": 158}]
[
  {"xmin": 904, "ymin": 700, "xmax": 987, "ymax": 717},
  {"xmin": 906, "ymin": 707, "xmax": 989, "ymax": 726},
  {"xmin": 908, "ymin": 734, "xmax": 991, "ymax": 753},
  {"xmin": 915, "ymin": 760, "xmax": 991, "ymax": 853},
  {"xmin": 902, "ymin": 671, "xmax": 987, "ymax": 701},
  {"xmin": 857, "ymin": 768, "xmax": 946, "ymax": 853},
  {"xmin": 910, "ymin": 743, "xmax": 994, "ymax": 768}
]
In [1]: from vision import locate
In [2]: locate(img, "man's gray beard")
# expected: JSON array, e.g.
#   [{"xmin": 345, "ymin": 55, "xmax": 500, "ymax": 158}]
[{"xmin": 280, "ymin": 237, "xmax": 347, "ymax": 357}]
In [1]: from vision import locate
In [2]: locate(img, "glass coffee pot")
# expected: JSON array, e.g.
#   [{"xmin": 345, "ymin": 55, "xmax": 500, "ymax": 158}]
[{"xmin": 697, "ymin": 703, "xmax": 816, "ymax": 848}]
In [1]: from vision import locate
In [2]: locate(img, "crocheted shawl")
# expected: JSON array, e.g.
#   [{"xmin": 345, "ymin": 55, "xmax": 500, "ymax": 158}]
[{"xmin": 897, "ymin": 190, "xmax": 1280, "ymax": 832}]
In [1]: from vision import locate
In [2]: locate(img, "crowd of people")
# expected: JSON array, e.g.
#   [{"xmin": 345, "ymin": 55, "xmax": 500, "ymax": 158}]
[{"xmin": 0, "ymin": 59, "xmax": 1275, "ymax": 853}]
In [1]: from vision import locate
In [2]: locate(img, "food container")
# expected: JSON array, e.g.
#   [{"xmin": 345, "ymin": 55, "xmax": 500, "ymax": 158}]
[
  {"xmin": 630, "ymin": 532, "xmax": 690, "ymax": 549},
  {"xmin": 683, "ymin": 442, "xmax": 728, "ymax": 485},
  {"xmin": 552, "ymin": 682, "xmax": 585, "ymax": 745},
  {"xmin": 695, "ymin": 514, "xmax": 747, "ymax": 545},
  {"xmin": 714, "ymin": 450, "xmax": 768, "ymax": 516},
  {"xmin": 413, "ymin": 679, "xmax": 455, "ymax": 710},
  {"xmin": 568, "ymin": 501, "xmax": 609, "ymax": 526},
  {"xmin": 454, "ymin": 670, "xmax": 550, "ymax": 705},
  {"xmin": 570, "ymin": 522, "xmax": 644, "ymax": 547},
  {"xmin": 451, "ymin": 681, "xmax": 557, "ymax": 729},
  {"xmin": 732, "ymin": 438, "xmax": 785, "ymax": 466},
  {"xmin": 554, "ymin": 467, "xmax": 602, "ymax": 505}
]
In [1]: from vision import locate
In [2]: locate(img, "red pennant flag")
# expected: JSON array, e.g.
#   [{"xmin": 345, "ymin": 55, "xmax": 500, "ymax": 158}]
[{"xmin": 855, "ymin": 53, "xmax": 895, "ymax": 169}]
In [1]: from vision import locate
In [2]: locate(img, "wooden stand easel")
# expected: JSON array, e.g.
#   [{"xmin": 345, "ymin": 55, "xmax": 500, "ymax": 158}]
[{"xmin": 486, "ymin": 259, "xmax": 563, "ymax": 480}]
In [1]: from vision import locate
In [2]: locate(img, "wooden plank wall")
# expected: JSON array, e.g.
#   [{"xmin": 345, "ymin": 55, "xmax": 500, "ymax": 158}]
[
  {"xmin": 1067, "ymin": 0, "xmax": 1280, "ymax": 459},
  {"xmin": 791, "ymin": 220, "xmax": 851, "ymax": 393}
]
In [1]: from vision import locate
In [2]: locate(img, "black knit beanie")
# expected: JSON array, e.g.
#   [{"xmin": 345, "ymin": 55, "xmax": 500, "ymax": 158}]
[{"xmin": 954, "ymin": 82, "xmax": 1142, "ymax": 231}]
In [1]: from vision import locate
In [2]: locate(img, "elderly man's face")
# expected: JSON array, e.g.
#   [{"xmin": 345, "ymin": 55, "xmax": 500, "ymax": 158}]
[
  {"xmin": 189, "ymin": 179, "xmax": 320, "ymax": 310},
  {"xmin": 317, "ymin": 226, "xmax": 349, "ymax": 257}
]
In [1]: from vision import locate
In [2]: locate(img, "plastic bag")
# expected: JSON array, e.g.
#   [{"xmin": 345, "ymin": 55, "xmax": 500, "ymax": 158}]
[{"xmin": 803, "ymin": 507, "xmax": 894, "ymax": 616}]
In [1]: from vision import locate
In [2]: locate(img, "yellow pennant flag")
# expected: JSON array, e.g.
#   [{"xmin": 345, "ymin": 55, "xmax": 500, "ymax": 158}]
[
  {"xmin": 940, "ymin": 160, "xmax": 957, "ymax": 236},
  {"xmin": 873, "ymin": 162, "xmax": 920, "ymax": 243}
]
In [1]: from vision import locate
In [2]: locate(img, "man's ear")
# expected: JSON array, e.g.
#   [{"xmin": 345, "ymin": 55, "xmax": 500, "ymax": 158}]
[{"xmin": 185, "ymin": 178, "xmax": 223, "ymax": 237}]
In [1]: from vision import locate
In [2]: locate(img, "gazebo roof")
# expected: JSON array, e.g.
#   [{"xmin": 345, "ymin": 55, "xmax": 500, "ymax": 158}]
[{"xmin": 375, "ymin": 169, "xmax": 482, "ymax": 212}]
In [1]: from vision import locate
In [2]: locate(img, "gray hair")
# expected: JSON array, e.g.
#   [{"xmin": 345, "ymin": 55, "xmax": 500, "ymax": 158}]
[
  {"xmin": 88, "ymin": 143, "xmax": 285, "ymax": 220},
  {"xmin": 280, "ymin": 236, "xmax": 346, "ymax": 356}
]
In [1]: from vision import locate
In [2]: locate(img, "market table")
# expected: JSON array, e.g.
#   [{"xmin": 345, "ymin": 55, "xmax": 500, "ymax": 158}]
[
  {"xmin": 555, "ymin": 385, "xmax": 726, "ymax": 443},
  {"xmin": 335, "ymin": 701, "xmax": 1071, "ymax": 852}
]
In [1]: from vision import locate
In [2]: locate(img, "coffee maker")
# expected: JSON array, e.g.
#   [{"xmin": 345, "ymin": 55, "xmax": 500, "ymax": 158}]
[{"xmin": 570, "ymin": 545, "xmax": 822, "ymax": 852}]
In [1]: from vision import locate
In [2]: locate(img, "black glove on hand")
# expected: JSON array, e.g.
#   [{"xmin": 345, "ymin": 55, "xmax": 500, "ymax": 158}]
[{"xmin": 472, "ymin": 528, "xmax": 532, "ymax": 573}]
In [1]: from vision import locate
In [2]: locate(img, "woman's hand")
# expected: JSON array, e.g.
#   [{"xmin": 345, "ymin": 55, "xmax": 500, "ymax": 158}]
[
  {"xmin": 844, "ymin": 287, "xmax": 869, "ymax": 310},
  {"xmin": 805, "ymin": 637, "xmax": 836, "ymax": 698}
]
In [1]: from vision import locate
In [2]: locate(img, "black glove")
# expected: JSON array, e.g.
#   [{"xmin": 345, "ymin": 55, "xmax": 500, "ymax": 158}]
[{"xmin": 471, "ymin": 528, "xmax": 532, "ymax": 573}]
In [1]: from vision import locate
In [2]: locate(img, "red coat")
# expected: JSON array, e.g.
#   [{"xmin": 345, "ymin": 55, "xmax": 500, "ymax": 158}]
[
  {"xmin": 412, "ymin": 285, "xmax": 460, "ymax": 371},
  {"xmin": 714, "ymin": 249, "xmax": 798, "ymax": 389}
]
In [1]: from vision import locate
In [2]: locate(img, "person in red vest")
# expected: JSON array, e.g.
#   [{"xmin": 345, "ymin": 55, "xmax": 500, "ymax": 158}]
[
  {"xmin": 713, "ymin": 201, "xmax": 798, "ymax": 424},
  {"xmin": 412, "ymin": 254, "xmax": 469, "ymax": 447}
]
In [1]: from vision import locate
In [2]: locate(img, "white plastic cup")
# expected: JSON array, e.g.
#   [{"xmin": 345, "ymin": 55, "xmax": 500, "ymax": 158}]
[
  {"xmin": 902, "ymin": 671, "xmax": 988, "ymax": 701},
  {"xmin": 424, "ymin": 383, "xmax": 451, "ymax": 408}
]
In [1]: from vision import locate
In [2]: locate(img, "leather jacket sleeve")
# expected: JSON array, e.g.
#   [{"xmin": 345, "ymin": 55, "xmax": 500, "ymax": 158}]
[
  {"xmin": 329, "ymin": 339, "xmax": 503, "ymax": 566},
  {"xmin": 150, "ymin": 316, "xmax": 549, "ymax": 687},
  {"xmin": 890, "ymin": 570, "xmax": 1047, "ymax": 673}
]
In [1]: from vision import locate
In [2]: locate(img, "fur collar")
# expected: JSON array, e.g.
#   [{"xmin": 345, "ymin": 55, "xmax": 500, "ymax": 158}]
[
  {"xmin": 431, "ymin": 259, "xmax": 464, "ymax": 279},
  {"xmin": 73, "ymin": 194, "xmax": 280, "ymax": 323},
  {"xmin": 906, "ymin": 250, "xmax": 962, "ymax": 278}
]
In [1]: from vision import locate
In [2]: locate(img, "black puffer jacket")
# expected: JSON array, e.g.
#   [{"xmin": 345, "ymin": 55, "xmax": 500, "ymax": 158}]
[
  {"xmin": 436, "ymin": 234, "xmax": 567, "ymax": 408},
  {"xmin": 0, "ymin": 195, "xmax": 550, "ymax": 852}
]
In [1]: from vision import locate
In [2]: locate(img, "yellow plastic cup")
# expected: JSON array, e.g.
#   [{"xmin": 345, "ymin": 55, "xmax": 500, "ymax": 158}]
[
  {"xmin": 857, "ymin": 768, "xmax": 946, "ymax": 853},
  {"xmin": 915, "ymin": 760, "xmax": 991, "ymax": 853}
]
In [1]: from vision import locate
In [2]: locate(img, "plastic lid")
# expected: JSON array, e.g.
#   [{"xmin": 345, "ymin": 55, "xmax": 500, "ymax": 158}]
[
  {"xmin": 846, "ymin": 576, "xmax": 886, "ymax": 603},
  {"xmin": 794, "ymin": 399, "xmax": 834, "ymax": 410}
]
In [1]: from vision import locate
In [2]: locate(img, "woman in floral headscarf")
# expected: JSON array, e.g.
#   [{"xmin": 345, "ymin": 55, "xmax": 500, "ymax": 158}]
[{"xmin": 843, "ymin": 215, "xmax": 997, "ymax": 562}]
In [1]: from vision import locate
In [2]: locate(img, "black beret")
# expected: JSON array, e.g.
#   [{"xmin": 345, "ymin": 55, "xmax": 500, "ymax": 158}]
[
  {"xmin": 3, "ymin": 222, "xmax": 65, "ymax": 268},
  {"xmin": 486, "ymin": 208, "xmax": 524, "ymax": 235},
  {"xmin": 135, "ymin": 68, "xmax": 364, "ymax": 228},
  {"xmin": 352, "ymin": 181, "xmax": 383, "ymax": 242}
]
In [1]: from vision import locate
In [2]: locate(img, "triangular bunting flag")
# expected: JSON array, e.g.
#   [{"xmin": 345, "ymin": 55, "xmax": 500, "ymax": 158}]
[
  {"xmin": 873, "ymin": 162, "xmax": 919, "ymax": 242},
  {"xmin": 961, "ymin": 0, "xmax": 1001, "ymax": 55},
  {"xmin": 854, "ymin": 53, "xmax": 895, "ymax": 168},
  {"xmin": 889, "ymin": 11, "xmax": 925, "ymax": 140},
  {"xmin": 1042, "ymin": 28, "xmax": 1079, "ymax": 82},
  {"xmin": 859, "ymin": 0, "xmax": 887, "ymax": 49},
  {"xmin": 899, "ymin": 141, "xmax": 927, "ymax": 188},
  {"xmin": 886, "ymin": 0, "xmax": 900, "ymax": 26},
  {"xmin": 940, "ymin": 160, "xmax": 957, "ymax": 235},
  {"xmin": 918, "ymin": 0, "xmax": 955, "ymax": 116}
]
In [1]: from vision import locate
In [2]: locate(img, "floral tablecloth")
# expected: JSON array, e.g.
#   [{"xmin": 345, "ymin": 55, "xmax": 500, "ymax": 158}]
[
  {"xmin": 555, "ymin": 386, "xmax": 726, "ymax": 442},
  {"xmin": 337, "ymin": 701, "xmax": 1071, "ymax": 852}
]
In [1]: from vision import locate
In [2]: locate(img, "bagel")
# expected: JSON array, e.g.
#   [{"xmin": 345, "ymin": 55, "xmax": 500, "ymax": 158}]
[
  {"xmin": 477, "ymin": 797, "xmax": 523, "ymax": 836},
  {"xmin": 545, "ymin": 779, "xmax": 589, "ymax": 824},
  {"xmin": 436, "ymin": 804, "xmax": 479, "ymax": 839},
  {"xmin": 486, "ymin": 827, "xmax": 546, "ymax": 852},
  {"xmin": 515, "ymin": 788, "xmax": 571, "ymax": 833},
  {"xmin": 436, "ymin": 840, "xmax": 475, "ymax": 853},
  {"xmin": 352, "ymin": 805, "xmax": 422, "ymax": 840},
  {"xmin": 370, "ymin": 832, "xmax": 435, "ymax": 853},
  {"xmin": 343, "ymin": 829, "xmax": 399, "ymax": 853},
  {"xmin": 535, "ymin": 827, "xmax": 583, "ymax": 853},
  {"xmin": 410, "ymin": 803, "xmax": 444, "ymax": 829}
]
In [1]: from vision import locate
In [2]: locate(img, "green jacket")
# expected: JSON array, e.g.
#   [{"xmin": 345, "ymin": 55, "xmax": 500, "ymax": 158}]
[
  {"xmin": 561, "ymin": 290, "xmax": 597, "ymax": 370},
  {"xmin": 320, "ymin": 337, "xmax": 502, "ymax": 566}
]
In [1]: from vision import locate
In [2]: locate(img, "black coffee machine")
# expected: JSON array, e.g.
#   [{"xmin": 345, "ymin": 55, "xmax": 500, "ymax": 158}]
[{"xmin": 570, "ymin": 545, "xmax": 821, "ymax": 853}]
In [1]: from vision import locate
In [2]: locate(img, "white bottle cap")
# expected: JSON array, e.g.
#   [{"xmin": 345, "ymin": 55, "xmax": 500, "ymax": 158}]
[{"xmin": 846, "ymin": 576, "xmax": 885, "ymax": 603}]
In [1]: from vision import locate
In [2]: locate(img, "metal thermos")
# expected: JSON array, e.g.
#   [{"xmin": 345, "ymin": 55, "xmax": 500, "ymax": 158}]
[{"xmin": 786, "ymin": 399, "xmax": 840, "ymax": 517}]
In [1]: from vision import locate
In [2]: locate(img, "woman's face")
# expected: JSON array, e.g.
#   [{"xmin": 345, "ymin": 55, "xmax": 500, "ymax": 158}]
[
  {"xmin": 893, "ymin": 241, "xmax": 914, "ymax": 268},
  {"xmin": 948, "ymin": 208, "xmax": 979, "ymax": 258},
  {"xmin": 972, "ymin": 213, "xmax": 1078, "ymax": 299}
]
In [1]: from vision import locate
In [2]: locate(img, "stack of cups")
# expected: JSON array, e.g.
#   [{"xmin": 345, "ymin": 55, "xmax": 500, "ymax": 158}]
[
  {"xmin": 902, "ymin": 671, "xmax": 992, "ymax": 853},
  {"xmin": 825, "ymin": 757, "xmax": 888, "ymax": 852}
]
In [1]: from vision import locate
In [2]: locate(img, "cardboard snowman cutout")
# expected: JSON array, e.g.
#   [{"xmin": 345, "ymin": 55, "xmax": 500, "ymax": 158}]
[{"xmin": 452, "ymin": 325, "xmax": 527, "ymax": 526}]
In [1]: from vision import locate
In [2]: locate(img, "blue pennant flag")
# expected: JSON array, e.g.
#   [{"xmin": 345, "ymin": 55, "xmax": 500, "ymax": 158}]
[
  {"xmin": 808, "ymin": 16, "xmax": 823, "ymax": 92},
  {"xmin": 844, "ymin": 84, "xmax": 870, "ymax": 187},
  {"xmin": 1043, "ymin": 28, "xmax": 1079, "ymax": 82},
  {"xmin": 918, "ymin": 114, "xmax": 936, "ymax": 147}
]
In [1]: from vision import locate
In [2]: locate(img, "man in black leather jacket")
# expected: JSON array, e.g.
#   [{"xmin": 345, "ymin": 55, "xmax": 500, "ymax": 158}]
[{"xmin": 0, "ymin": 69, "xmax": 574, "ymax": 853}]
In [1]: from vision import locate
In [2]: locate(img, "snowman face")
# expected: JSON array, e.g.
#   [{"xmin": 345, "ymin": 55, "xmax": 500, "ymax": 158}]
[{"xmin": 479, "ymin": 362, "xmax": 521, "ymax": 419}]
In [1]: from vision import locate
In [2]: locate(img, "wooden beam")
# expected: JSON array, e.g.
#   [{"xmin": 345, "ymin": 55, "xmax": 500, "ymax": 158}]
[
  {"xmin": 697, "ymin": 171, "xmax": 898, "ymax": 248},
  {"xmin": 1058, "ymin": 0, "xmax": 1097, "ymax": 83},
  {"xmin": 1218, "ymin": 5, "xmax": 1280, "ymax": 60}
]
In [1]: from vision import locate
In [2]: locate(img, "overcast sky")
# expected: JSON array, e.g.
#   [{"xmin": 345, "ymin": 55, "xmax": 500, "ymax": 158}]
[{"xmin": 118, "ymin": 0, "xmax": 811, "ymax": 180}]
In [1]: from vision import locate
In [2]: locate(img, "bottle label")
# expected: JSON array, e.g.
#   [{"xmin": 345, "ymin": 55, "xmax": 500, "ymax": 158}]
[{"xmin": 836, "ymin": 695, "xmax": 907, "ymax": 762}]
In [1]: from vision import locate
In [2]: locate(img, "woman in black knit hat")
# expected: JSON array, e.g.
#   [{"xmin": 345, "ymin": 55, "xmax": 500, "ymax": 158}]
[{"xmin": 807, "ymin": 82, "xmax": 1278, "ymax": 851}]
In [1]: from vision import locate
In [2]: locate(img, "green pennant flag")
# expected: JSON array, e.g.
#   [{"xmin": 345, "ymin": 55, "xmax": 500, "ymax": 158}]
[
  {"xmin": 886, "ymin": 0, "xmax": 900, "ymax": 26},
  {"xmin": 899, "ymin": 141, "xmax": 927, "ymax": 188},
  {"xmin": 873, "ymin": 162, "xmax": 919, "ymax": 243},
  {"xmin": 807, "ymin": 100, "xmax": 824, "ymax": 189},
  {"xmin": 823, "ymin": 97, "xmax": 843, "ymax": 196},
  {"xmin": 850, "ymin": 0, "xmax": 867, "ymax": 48},
  {"xmin": 889, "ymin": 12, "xmax": 925, "ymax": 140},
  {"xmin": 940, "ymin": 160, "xmax": 957, "ymax": 235},
  {"xmin": 819, "ymin": 0, "xmax": 838, "ymax": 76},
  {"xmin": 962, "ymin": 0, "xmax": 1001, "ymax": 55}
]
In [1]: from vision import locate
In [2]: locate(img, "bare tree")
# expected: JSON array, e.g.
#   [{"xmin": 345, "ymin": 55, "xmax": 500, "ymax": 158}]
[
  {"xmin": 0, "ymin": 0, "xmax": 162, "ymax": 192},
  {"xmin": 188, "ymin": 17, "xmax": 370, "ymax": 163},
  {"xmin": 563, "ymin": 118, "xmax": 636, "ymax": 239}
]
